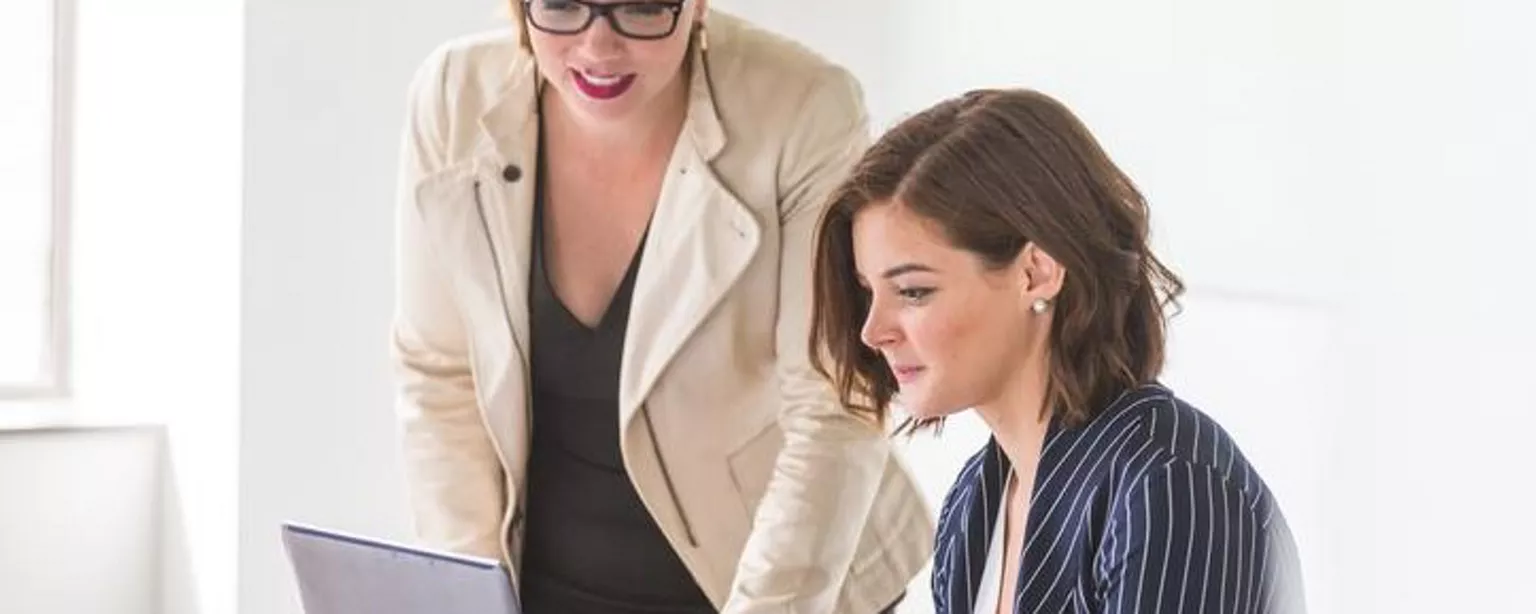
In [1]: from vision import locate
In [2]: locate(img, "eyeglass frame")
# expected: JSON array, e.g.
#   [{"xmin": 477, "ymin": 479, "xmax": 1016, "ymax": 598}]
[{"xmin": 521, "ymin": 0, "xmax": 689, "ymax": 41}]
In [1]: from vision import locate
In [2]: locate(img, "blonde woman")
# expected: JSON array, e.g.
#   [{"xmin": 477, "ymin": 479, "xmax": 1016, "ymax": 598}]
[{"xmin": 390, "ymin": 1, "xmax": 931, "ymax": 612}]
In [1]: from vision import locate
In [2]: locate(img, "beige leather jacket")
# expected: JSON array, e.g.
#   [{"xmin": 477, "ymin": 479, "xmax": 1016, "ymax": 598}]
[{"xmin": 391, "ymin": 10, "xmax": 932, "ymax": 613}]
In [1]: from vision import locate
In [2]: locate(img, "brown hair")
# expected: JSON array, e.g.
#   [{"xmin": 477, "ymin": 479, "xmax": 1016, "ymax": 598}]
[{"xmin": 809, "ymin": 89, "xmax": 1185, "ymax": 431}]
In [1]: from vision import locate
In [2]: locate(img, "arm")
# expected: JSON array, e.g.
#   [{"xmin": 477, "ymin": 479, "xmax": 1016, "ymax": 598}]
[
  {"xmin": 721, "ymin": 67, "xmax": 887, "ymax": 614},
  {"xmin": 1097, "ymin": 461, "xmax": 1302, "ymax": 614},
  {"xmin": 390, "ymin": 47, "xmax": 506, "ymax": 560}
]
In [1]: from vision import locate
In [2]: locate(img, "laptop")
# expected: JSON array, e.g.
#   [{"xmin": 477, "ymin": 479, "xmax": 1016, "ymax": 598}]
[{"xmin": 281, "ymin": 522, "xmax": 520, "ymax": 614}]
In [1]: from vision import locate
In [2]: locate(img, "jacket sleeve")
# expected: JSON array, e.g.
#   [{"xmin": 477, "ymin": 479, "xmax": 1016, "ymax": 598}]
[
  {"xmin": 721, "ymin": 65, "xmax": 890, "ymax": 614},
  {"xmin": 390, "ymin": 46, "xmax": 506, "ymax": 560},
  {"xmin": 1096, "ymin": 461, "xmax": 1306, "ymax": 614}
]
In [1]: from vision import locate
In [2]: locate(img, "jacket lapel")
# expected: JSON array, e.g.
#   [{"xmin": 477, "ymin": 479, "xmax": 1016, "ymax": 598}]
[
  {"xmin": 617, "ymin": 44, "xmax": 760, "ymax": 430},
  {"xmin": 473, "ymin": 60, "xmax": 541, "ymax": 370},
  {"xmin": 410, "ymin": 57, "xmax": 541, "ymax": 487},
  {"xmin": 936, "ymin": 440, "xmax": 1010, "ymax": 614},
  {"xmin": 409, "ymin": 43, "xmax": 760, "ymax": 469},
  {"xmin": 617, "ymin": 144, "xmax": 759, "ymax": 429}
]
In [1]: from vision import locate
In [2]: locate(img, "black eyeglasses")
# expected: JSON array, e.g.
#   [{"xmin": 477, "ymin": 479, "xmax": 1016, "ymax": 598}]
[{"xmin": 523, "ymin": 0, "xmax": 687, "ymax": 41}]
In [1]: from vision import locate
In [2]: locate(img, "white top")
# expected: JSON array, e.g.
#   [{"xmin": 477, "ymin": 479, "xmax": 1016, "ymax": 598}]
[{"xmin": 973, "ymin": 474, "xmax": 1013, "ymax": 614}]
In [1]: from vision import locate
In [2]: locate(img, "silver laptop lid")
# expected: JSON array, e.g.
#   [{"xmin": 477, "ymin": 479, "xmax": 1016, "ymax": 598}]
[{"xmin": 281, "ymin": 522, "xmax": 519, "ymax": 614}]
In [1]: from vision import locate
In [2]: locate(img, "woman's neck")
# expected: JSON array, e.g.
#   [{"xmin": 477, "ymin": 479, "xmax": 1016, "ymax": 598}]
[{"xmin": 973, "ymin": 359, "xmax": 1053, "ymax": 479}]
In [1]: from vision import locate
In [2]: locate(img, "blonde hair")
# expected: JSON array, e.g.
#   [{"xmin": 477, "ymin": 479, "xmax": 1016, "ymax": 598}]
[{"xmin": 507, "ymin": 1, "xmax": 531, "ymax": 51}]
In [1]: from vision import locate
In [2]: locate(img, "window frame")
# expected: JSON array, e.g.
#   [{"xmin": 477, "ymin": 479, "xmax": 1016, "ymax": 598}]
[{"xmin": 0, "ymin": 0, "xmax": 75, "ymax": 401}]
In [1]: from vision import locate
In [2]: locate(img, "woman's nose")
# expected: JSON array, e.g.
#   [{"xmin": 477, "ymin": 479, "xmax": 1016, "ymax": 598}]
[{"xmin": 859, "ymin": 304, "xmax": 898, "ymax": 350}]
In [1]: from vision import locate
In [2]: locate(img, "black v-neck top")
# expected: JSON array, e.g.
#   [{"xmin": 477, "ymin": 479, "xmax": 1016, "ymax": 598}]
[{"xmin": 517, "ymin": 134, "xmax": 714, "ymax": 613}]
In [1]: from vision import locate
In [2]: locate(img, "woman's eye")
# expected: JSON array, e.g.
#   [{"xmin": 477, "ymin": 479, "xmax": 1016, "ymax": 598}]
[{"xmin": 898, "ymin": 287, "xmax": 935, "ymax": 302}]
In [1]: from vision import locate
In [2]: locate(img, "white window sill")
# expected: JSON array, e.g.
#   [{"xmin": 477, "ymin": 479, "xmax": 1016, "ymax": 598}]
[{"xmin": 0, "ymin": 399, "xmax": 162, "ymax": 433}]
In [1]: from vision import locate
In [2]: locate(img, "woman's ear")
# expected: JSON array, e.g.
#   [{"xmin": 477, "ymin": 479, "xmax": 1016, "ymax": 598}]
[{"xmin": 1016, "ymin": 242, "xmax": 1065, "ymax": 307}]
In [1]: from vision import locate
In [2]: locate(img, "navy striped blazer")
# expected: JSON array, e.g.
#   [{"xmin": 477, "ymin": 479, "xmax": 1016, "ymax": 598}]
[{"xmin": 932, "ymin": 384, "xmax": 1306, "ymax": 613}]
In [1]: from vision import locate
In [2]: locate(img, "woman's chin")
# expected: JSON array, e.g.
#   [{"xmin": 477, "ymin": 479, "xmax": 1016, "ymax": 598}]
[{"xmin": 894, "ymin": 394, "xmax": 967, "ymax": 423}]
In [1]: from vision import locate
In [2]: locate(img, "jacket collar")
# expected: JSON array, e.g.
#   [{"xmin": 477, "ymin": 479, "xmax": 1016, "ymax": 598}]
[{"xmin": 438, "ymin": 32, "xmax": 757, "ymax": 433}]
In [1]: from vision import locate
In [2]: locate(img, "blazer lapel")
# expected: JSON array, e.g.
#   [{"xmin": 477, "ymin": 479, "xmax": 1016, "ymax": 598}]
[
  {"xmin": 409, "ymin": 43, "xmax": 758, "ymax": 478},
  {"xmin": 473, "ymin": 63, "xmax": 541, "ymax": 372},
  {"xmin": 616, "ymin": 44, "xmax": 759, "ymax": 430},
  {"xmin": 937, "ymin": 420, "xmax": 1072, "ymax": 614},
  {"xmin": 410, "ymin": 57, "xmax": 541, "ymax": 487},
  {"xmin": 936, "ymin": 440, "xmax": 1010, "ymax": 614},
  {"xmin": 617, "ymin": 141, "xmax": 759, "ymax": 430}
]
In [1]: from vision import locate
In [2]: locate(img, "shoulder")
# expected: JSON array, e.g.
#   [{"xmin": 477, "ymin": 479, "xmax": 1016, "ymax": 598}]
[
  {"xmin": 402, "ymin": 29, "xmax": 530, "ymax": 133},
  {"xmin": 707, "ymin": 10, "xmax": 860, "ymax": 94},
  {"xmin": 704, "ymin": 10, "xmax": 866, "ymax": 131},
  {"xmin": 1092, "ymin": 384, "xmax": 1279, "ymax": 516},
  {"xmin": 408, "ymin": 28, "xmax": 525, "ymax": 94}
]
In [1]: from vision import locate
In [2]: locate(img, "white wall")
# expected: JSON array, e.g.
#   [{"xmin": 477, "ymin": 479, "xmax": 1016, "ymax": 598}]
[
  {"xmin": 239, "ymin": 1, "xmax": 499, "ymax": 613},
  {"xmin": 0, "ymin": 428, "xmax": 161, "ymax": 614},
  {"xmin": 73, "ymin": 0, "xmax": 245, "ymax": 610}
]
